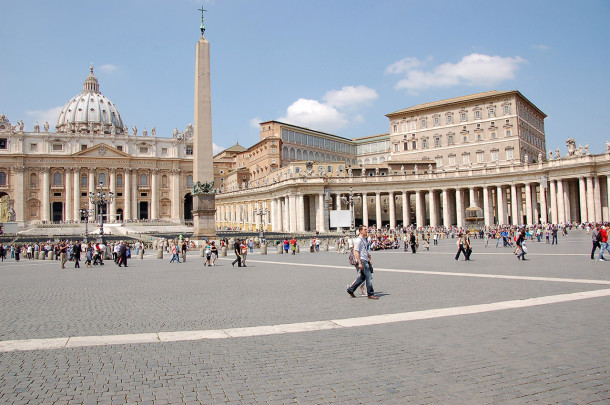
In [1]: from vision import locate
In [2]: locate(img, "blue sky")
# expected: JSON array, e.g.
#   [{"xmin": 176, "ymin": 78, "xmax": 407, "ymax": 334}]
[{"xmin": 1, "ymin": 0, "xmax": 609, "ymax": 154}]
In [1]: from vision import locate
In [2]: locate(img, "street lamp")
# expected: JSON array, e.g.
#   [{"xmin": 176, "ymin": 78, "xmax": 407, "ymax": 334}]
[
  {"xmin": 79, "ymin": 208, "xmax": 90, "ymax": 243},
  {"xmin": 253, "ymin": 203, "xmax": 269, "ymax": 242},
  {"xmin": 341, "ymin": 187, "xmax": 361, "ymax": 237},
  {"xmin": 89, "ymin": 181, "xmax": 114, "ymax": 244}
]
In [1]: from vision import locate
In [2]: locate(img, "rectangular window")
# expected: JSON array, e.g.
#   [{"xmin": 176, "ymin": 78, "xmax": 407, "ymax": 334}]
[
  {"xmin": 433, "ymin": 117, "xmax": 440, "ymax": 126},
  {"xmin": 449, "ymin": 155, "xmax": 456, "ymax": 166},
  {"xmin": 30, "ymin": 143, "xmax": 38, "ymax": 151},
  {"xmin": 434, "ymin": 137, "xmax": 441, "ymax": 147},
  {"xmin": 0, "ymin": 139, "xmax": 7, "ymax": 149},
  {"xmin": 393, "ymin": 124, "xmax": 398, "ymax": 133},
  {"xmin": 463, "ymin": 136, "xmax": 468, "ymax": 143},
  {"xmin": 116, "ymin": 145, "xmax": 123, "ymax": 151},
  {"xmin": 403, "ymin": 142, "xmax": 408, "ymax": 151},
  {"xmin": 491, "ymin": 151, "xmax": 499, "ymax": 161},
  {"xmin": 446, "ymin": 115, "xmax": 453, "ymax": 124},
  {"xmin": 462, "ymin": 154, "xmax": 470, "ymax": 165},
  {"xmin": 81, "ymin": 176, "xmax": 87, "ymax": 187},
  {"xmin": 422, "ymin": 139, "xmax": 428, "ymax": 148},
  {"xmin": 506, "ymin": 130, "xmax": 511, "ymax": 137},
  {"xmin": 506, "ymin": 149, "xmax": 514, "ymax": 160},
  {"xmin": 503, "ymin": 105, "xmax": 511, "ymax": 115},
  {"xmin": 52, "ymin": 144, "xmax": 63, "ymax": 151},
  {"xmin": 489, "ymin": 108, "xmax": 496, "ymax": 118},
  {"xmin": 474, "ymin": 110, "xmax": 481, "ymax": 119},
  {"xmin": 117, "ymin": 176, "xmax": 123, "ymax": 187},
  {"xmin": 412, "ymin": 141, "xmax": 417, "ymax": 149},
  {"xmin": 477, "ymin": 134, "xmax": 482, "ymax": 141},
  {"xmin": 491, "ymin": 132, "xmax": 497, "ymax": 139},
  {"xmin": 186, "ymin": 146, "xmax": 193, "ymax": 155},
  {"xmin": 81, "ymin": 144, "xmax": 87, "ymax": 151},
  {"xmin": 420, "ymin": 119, "xmax": 427, "ymax": 129},
  {"xmin": 394, "ymin": 144, "xmax": 399, "ymax": 152},
  {"xmin": 162, "ymin": 148, "xmax": 168, "ymax": 155},
  {"xmin": 460, "ymin": 112, "xmax": 467, "ymax": 122},
  {"xmin": 140, "ymin": 147, "xmax": 149, "ymax": 154},
  {"xmin": 477, "ymin": 152, "xmax": 484, "ymax": 163},
  {"xmin": 447, "ymin": 135, "xmax": 454, "ymax": 145}
]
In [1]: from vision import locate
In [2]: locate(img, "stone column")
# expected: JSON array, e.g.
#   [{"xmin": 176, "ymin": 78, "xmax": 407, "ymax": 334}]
[
  {"xmin": 532, "ymin": 185, "xmax": 539, "ymax": 224},
  {"xmin": 539, "ymin": 183, "xmax": 548, "ymax": 224},
  {"xmin": 510, "ymin": 184, "xmax": 518, "ymax": 226},
  {"xmin": 297, "ymin": 194, "xmax": 305, "ymax": 232},
  {"xmin": 362, "ymin": 193, "xmax": 369, "ymax": 227},
  {"xmin": 524, "ymin": 183, "xmax": 533, "ymax": 226},
  {"xmin": 483, "ymin": 186, "xmax": 491, "ymax": 226},
  {"xmin": 317, "ymin": 193, "xmax": 326, "ymax": 232},
  {"xmin": 549, "ymin": 180, "xmax": 558, "ymax": 224},
  {"xmin": 469, "ymin": 187, "xmax": 476, "ymax": 208},
  {"xmin": 12, "ymin": 167, "xmax": 25, "ymax": 223},
  {"xmin": 606, "ymin": 177, "xmax": 610, "ymax": 222},
  {"xmin": 171, "ymin": 169, "xmax": 181, "ymax": 222},
  {"xmin": 429, "ymin": 190, "xmax": 438, "ymax": 227},
  {"xmin": 497, "ymin": 186, "xmax": 506, "ymax": 225},
  {"xmin": 124, "ymin": 169, "xmax": 132, "ymax": 221},
  {"xmin": 402, "ymin": 191, "xmax": 410, "ymax": 227},
  {"xmin": 388, "ymin": 191, "xmax": 396, "ymax": 230},
  {"xmin": 289, "ymin": 194, "xmax": 297, "ymax": 233},
  {"xmin": 150, "ymin": 169, "xmax": 159, "ymax": 220},
  {"xmin": 131, "ymin": 171, "xmax": 138, "ymax": 220},
  {"xmin": 578, "ymin": 177, "xmax": 587, "ymax": 223},
  {"xmin": 586, "ymin": 176, "xmax": 595, "ymax": 222},
  {"xmin": 375, "ymin": 192, "xmax": 382, "ymax": 228},
  {"xmin": 594, "ymin": 176, "xmax": 602, "ymax": 223},
  {"xmin": 557, "ymin": 180, "xmax": 566, "ymax": 223},
  {"xmin": 42, "ymin": 167, "xmax": 50, "ymax": 222},
  {"xmin": 73, "ymin": 170, "xmax": 80, "ymax": 221},
  {"xmin": 88, "ymin": 169, "xmax": 95, "ymax": 221},
  {"xmin": 442, "ymin": 189, "xmax": 451, "ymax": 228},
  {"xmin": 563, "ymin": 181, "xmax": 571, "ymax": 223},
  {"xmin": 415, "ymin": 190, "xmax": 424, "ymax": 227},
  {"xmin": 516, "ymin": 184, "xmax": 523, "ymax": 225},
  {"xmin": 109, "ymin": 169, "xmax": 116, "ymax": 222},
  {"xmin": 456, "ymin": 188, "xmax": 464, "ymax": 228},
  {"xmin": 65, "ymin": 169, "xmax": 73, "ymax": 222}
]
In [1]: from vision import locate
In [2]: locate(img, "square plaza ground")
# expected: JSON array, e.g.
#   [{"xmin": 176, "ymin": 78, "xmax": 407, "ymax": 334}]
[{"xmin": 0, "ymin": 230, "xmax": 608, "ymax": 404}]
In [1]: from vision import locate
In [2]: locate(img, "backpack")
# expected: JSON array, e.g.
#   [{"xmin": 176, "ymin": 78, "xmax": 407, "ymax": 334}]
[
  {"xmin": 348, "ymin": 249, "xmax": 358, "ymax": 266},
  {"xmin": 596, "ymin": 231, "xmax": 603, "ymax": 242}
]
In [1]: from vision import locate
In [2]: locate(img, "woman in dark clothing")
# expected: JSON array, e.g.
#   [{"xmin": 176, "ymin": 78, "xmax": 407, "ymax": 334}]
[{"xmin": 516, "ymin": 230, "xmax": 527, "ymax": 261}]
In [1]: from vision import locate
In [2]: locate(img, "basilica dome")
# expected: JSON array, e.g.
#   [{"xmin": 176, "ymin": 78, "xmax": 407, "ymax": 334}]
[{"xmin": 56, "ymin": 67, "xmax": 125, "ymax": 134}]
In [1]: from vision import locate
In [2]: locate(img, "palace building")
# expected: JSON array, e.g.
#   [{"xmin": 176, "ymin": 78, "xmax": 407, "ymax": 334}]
[{"xmin": 1, "ymin": 68, "xmax": 608, "ymax": 231}]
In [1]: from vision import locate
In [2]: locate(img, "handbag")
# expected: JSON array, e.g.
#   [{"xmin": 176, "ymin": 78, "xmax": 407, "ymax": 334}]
[
  {"xmin": 522, "ymin": 244, "xmax": 528, "ymax": 253},
  {"xmin": 348, "ymin": 249, "xmax": 358, "ymax": 266}
]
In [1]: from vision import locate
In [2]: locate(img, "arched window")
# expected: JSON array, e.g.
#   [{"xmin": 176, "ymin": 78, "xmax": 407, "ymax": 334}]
[
  {"xmin": 296, "ymin": 149, "xmax": 302, "ymax": 160},
  {"xmin": 290, "ymin": 148, "xmax": 295, "ymax": 159},
  {"xmin": 187, "ymin": 175, "xmax": 193, "ymax": 187},
  {"xmin": 117, "ymin": 174, "xmax": 123, "ymax": 187},
  {"xmin": 30, "ymin": 173, "xmax": 37, "ymax": 187},
  {"xmin": 308, "ymin": 151, "xmax": 314, "ymax": 161},
  {"xmin": 0, "ymin": 172, "xmax": 6, "ymax": 186},
  {"xmin": 372, "ymin": 157, "xmax": 378, "ymax": 164},
  {"xmin": 379, "ymin": 157, "xmax": 385, "ymax": 163},
  {"xmin": 364, "ymin": 158, "xmax": 371, "ymax": 164},
  {"xmin": 162, "ymin": 174, "xmax": 168, "ymax": 188},
  {"xmin": 98, "ymin": 173, "xmax": 106, "ymax": 186},
  {"xmin": 53, "ymin": 172, "xmax": 62, "ymax": 186},
  {"xmin": 140, "ymin": 174, "xmax": 148, "ymax": 186},
  {"xmin": 282, "ymin": 146, "xmax": 288, "ymax": 159},
  {"xmin": 315, "ymin": 152, "xmax": 320, "ymax": 161}
]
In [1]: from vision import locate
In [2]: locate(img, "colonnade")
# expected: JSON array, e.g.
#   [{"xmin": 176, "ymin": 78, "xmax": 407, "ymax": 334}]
[{"xmin": 216, "ymin": 173, "xmax": 610, "ymax": 231}]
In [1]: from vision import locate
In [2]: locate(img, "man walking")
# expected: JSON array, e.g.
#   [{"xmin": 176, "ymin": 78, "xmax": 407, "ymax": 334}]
[
  {"xmin": 598, "ymin": 225, "xmax": 610, "ymax": 261},
  {"xmin": 231, "ymin": 239, "xmax": 242, "ymax": 267},
  {"xmin": 59, "ymin": 241, "xmax": 68, "ymax": 269},
  {"xmin": 591, "ymin": 224, "xmax": 601, "ymax": 260},
  {"xmin": 73, "ymin": 240, "xmax": 82, "ymax": 268},
  {"xmin": 118, "ymin": 241, "xmax": 128, "ymax": 267},
  {"xmin": 347, "ymin": 225, "xmax": 379, "ymax": 300},
  {"xmin": 551, "ymin": 226, "xmax": 558, "ymax": 245}
]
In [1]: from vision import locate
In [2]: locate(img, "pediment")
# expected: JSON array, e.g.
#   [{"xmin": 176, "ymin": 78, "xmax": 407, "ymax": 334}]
[{"xmin": 72, "ymin": 143, "xmax": 131, "ymax": 158}]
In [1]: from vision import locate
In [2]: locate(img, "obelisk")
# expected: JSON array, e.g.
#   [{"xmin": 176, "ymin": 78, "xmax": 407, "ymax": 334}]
[{"xmin": 192, "ymin": 8, "xmax": 216, "ymax": 238}]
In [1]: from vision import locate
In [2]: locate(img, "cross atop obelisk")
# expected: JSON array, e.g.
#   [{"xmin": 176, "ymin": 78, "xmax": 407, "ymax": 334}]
[{"xmin": 192, "ymin": 7, "xmax": 216, "ymax": 238}]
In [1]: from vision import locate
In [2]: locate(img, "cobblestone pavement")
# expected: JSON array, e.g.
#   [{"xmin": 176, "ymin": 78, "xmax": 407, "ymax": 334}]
[{"xmin": 0, "ymin": 230, "xmax": 608, "ymax": 404}]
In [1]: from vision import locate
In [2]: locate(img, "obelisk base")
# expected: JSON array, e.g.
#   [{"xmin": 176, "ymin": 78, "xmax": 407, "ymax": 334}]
[{"xmin": 192, "ymin": 193, "xmax": 217, "ymax": 239}]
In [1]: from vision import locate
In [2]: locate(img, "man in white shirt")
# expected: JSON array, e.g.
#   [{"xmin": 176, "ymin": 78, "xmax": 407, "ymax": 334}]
[{"xmin": 347, "ymin": 225, "xmax": 379, "ymax": 300}]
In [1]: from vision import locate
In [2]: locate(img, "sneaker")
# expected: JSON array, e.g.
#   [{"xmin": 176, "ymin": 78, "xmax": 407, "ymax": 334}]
[{"xmin": 598, "ymin": 258, "xmax": 605, "ymax": 261}]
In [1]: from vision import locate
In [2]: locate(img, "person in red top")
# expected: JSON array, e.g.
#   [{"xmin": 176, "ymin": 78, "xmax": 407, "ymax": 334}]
[
  {"xmin": 597, "ymin": 225, "xmax": 609, "ymax": 261},
  {"xmin": 290, "ymin": 237, "xmax": 297, "ymax": 255}
]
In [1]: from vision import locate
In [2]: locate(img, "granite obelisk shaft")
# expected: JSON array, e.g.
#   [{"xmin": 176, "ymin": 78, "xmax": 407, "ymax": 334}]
[{"xmin": 192, "ymin": 36, "xmax": 216, "ymax": 238}]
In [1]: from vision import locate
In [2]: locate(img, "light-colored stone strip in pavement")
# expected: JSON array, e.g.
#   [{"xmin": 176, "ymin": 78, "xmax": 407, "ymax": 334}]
[
  {"xmin": 1, "ymin": 288, "xmax": 609, "ymax": 353},
  {"xmin": 239, "ymin": 258, "xmax": 610, "ymax": 285}
]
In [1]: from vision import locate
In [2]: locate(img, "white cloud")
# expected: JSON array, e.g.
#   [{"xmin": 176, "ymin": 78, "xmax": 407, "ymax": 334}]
[
  {"xmin": 98, "ymin": 64, "xmax": 118, "ymax": 74},
  {"xmin": 388, "ymin": 53, "xmax": 526, "ymax": 92},
  {"xmin": 25, "ymin": 106, "xmax": 63, "ymax": 129},
  {"xmin": 385, "ymin": 57, "xmax": 425, "ymax": 74},
  {"xmin": 279, "ymin": 85, "xmax": 377, "ymax": 132},
  {"xmin": 279, "ymin": 98, "xmax": 348, "ymax": 132},
  {"xmin": 322, "ymin": 85, "xmax": 378, "ymax": 108},
  {"xmin": 249, "ymin": 117, "xmax": 261, "ymax": 128},
  {"xmin": 213, "ymin": 143, "xmax": 224, "ymax": 155},
  {"xmin": 531, "ymin": 44, "xmax": 549, "ymax": 51}
]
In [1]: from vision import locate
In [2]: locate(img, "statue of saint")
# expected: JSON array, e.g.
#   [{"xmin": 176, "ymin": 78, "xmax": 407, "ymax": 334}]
[
  {"xmin": 173, "ymin": 128, "xmax": 179, "ymax": 138},
  {"xmin": 585, "ymin": 144, "xmax": 589, "ymax": 155},
  {"xmin": 414, "ymin": 164, "xmax": 418, "ymax": 174},
  {"xmin": 132, "ymin": 126, "xmax": 137, "ymax": 136},
  {"xmin": 142, "ymin": 129, "xmax": 148, "ymax": 137},
  {"xmin": 151, "ymin": 127, "xmax": 156, "ymax": 137},
  {"xmin": 400, "ymin": 165, "xmax": 405, "ymax": 174},
  {"xmin": 43, "ymin": 121, "xmax": 49, "ymax": 132},
  {"xmin": 17, "ymin": 120, "xmax": 24, "ymax": 131},
  {"xmin": 428, "ymin": 163, "xmax": 433, "ymax": 173},
  {"xmin": 33, "ymin": 121, "xmax": 40, "ymax": 132}
]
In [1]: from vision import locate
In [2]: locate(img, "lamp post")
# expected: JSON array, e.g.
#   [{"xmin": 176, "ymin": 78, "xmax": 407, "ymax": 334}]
[
  {"xmin": 341, "ymin": 187, "xmax": 360, "ymax": 237},
  {"xmin": 89, "ymin": 181, "xmax": 114, "ymax": 244},
  {"xmin": 253, "ymin": 203, "xmax": 269, "ymax": 242},
  {"xmin": 79, "ymin": 208, "xmax": 90, "ymax": 243}
]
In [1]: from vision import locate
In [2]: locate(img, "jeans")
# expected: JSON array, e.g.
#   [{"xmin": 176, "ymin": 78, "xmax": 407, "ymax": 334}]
[
  {"xmin": 591, "ymin": 241, "xmax": 601, "ymax": 259},
  {"xmin": 598, "ymin": 242, "xmax": 610, "ymax": 259},
  {"xmin": 552, "ymin": 235, "xmax": 558, "ymax": 244},
  {"xmin": 348, "ymin": 261, "xmax": 374, "ymax": 296}
]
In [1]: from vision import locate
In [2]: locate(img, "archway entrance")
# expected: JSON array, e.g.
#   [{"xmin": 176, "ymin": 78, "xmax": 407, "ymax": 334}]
[
  {"xmin": 52, "ymin": 202, "xmax": 63, "ymax": 222},
  {"xmin": 96, "ymin": 203, "xmax": 107, "ymax": 222},
  {"xmin": 184, "ymin": 193, "xmax": 193, "ymax": 221},
  {"xmin": 116, "ymin": 208, "xmax": 123, "ymax": 222},
  {"xmin": 139, "ymin": 202, "xmax": 149, "ymax": 220}
]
